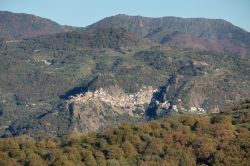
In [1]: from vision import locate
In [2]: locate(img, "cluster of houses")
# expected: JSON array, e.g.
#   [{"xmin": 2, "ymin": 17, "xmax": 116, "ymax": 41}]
[
  {"xmin": 154, "ymin": 99, "xmax": 206, "ymax": 115},
  {"xmin": 68, "ymin": 86, "xmax": 157, "ymax": 116},
  {"xmin": 189, "ymin": 106, "xmax": 206, "ymax": 114},
  {"xmin": 25, "ymin": 58, "xmax": 53, "ymax": 66},
  {"xmin": 67, "ymin": 86, "xmax": 207, "ymax": 117}
]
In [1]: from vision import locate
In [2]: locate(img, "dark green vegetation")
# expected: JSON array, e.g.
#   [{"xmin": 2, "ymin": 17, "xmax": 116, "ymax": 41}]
[
  {"xmin": 0, "ymin": 100, "xmax": 249, "ymax": 166},
  {"xmin": 0, "ymin": 12, "xmax": 250, "ymax": 137}
]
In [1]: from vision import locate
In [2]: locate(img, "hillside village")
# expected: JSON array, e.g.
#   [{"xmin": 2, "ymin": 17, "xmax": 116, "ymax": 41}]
[
  {"xmin": 67, "ymin": 86, "xmax": 207, "ymax": 116},
  {"xmin": 68, "ymin": 86, "xmax": 157, "ymax": 116}
]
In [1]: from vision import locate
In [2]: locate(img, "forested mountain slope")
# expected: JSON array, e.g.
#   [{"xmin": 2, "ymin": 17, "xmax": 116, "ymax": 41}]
[
  {"xmin": 89, "ymin": 14, "xmax": 250, "ymax": 54},
  {"xmin": 0, "ymin": 12, "xmax": 249, "ymax": 137}
]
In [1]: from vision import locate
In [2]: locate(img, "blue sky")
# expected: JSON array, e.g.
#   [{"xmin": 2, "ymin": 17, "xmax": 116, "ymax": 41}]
[{"xmin": 0, "ymin": 0, "xmax": 250, "ymax": 31}]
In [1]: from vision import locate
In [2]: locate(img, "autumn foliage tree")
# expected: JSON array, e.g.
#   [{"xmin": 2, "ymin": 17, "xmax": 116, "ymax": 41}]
[{"xmin": 0, "ymin": 100, "xmax": 249, "ymax": 166}]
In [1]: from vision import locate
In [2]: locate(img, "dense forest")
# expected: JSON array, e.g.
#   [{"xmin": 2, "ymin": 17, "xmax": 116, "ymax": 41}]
[{"xmin": 0, "ymin": 100, "xmax": 249, "ymax": 166}]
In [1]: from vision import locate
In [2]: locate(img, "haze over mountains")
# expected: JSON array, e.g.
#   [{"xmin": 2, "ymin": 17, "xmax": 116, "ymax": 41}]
[
  {"xmin": 1, "ymin": 11, "xmax": 249, "ymax": 54},
  {"xmin": 0, "ymin": 11, "xmax": 249, "ymax": 138}
]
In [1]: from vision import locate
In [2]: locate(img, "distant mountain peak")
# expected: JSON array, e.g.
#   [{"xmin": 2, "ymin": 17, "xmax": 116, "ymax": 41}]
[{"xmin": 0, "ymin": 11, "xmax": 75, "ymax": 39}]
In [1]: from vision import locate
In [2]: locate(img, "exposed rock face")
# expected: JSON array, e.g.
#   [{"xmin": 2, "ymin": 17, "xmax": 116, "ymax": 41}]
[
  {"xmin": 66, "ymin": 100, "xmax": 121, "ymax": 133},
  {"xmin": 147, "ymin": 60, "xmax": 210, "ymax": 118}
]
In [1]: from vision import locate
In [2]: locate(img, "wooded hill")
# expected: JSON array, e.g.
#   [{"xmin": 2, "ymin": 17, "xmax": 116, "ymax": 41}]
[{"xmin": 0, "ymin": 100, "xmax": 249, "ymax": 166}]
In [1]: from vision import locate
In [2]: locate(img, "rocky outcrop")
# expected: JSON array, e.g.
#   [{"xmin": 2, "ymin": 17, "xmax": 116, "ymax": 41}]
[
  {"xmin": 67, "ymin": 86, "xmax": 157, "ymax": 117},
  {"xmin": 147, "ymin": 60, "xmax": 211, "ymax": 118},
  {"xmin": 8, "ymin": 86, "xmax": 158, "ymax": 137}
]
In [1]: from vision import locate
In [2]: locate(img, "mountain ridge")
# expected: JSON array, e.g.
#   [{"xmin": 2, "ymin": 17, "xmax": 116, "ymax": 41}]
[
  {"xmin": 88, "ymin": 14, "xmax": 250, "ymax": 54},
  {"xmin": 90, "ymin": 14, "xmax": 250, "ymax": 34},
  {"xmin": 0, "ymin": 11, "xmax": 77, "ymax": 39}
]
